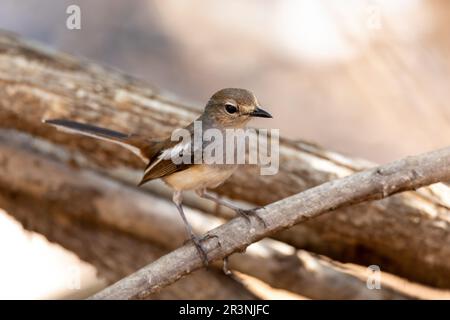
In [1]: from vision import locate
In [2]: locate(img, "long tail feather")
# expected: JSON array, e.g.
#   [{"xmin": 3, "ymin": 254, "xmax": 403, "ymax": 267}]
[
  {"xmin": 44, "ymin": 119, "xmax": 128, "ymax": 140},
  {"xmin": 43, "ymin": 119, "xmax": 154, "ymax": 162}
]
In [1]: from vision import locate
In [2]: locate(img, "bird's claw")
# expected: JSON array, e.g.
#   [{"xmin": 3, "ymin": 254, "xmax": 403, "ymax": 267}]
[
  {"xmin": 236, "ymin": 207, "xmax": 267, "ymax": 227},
  {"xmin": 189, "ymin": 235, "xmax": 209, "ymax": 267},
  {"xmin": 185, "ymin": 234, "xmax": 220, "ymax": 267}
]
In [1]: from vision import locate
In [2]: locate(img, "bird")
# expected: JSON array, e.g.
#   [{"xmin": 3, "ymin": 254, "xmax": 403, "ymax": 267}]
[{"xmin": 44, "ymin": 88, "xmax": 272, "ymax": 265}]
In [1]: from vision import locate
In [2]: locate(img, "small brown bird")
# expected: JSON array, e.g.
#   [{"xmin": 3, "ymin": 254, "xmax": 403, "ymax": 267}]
[{"xmin": 44, "ymin": 88, "xmax": 272, "ymax": 265}]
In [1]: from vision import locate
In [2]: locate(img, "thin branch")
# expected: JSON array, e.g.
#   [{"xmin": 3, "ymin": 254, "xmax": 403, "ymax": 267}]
[{"xmin": 89, "ymin": 147, "xmax": 450, "ymax": 299}]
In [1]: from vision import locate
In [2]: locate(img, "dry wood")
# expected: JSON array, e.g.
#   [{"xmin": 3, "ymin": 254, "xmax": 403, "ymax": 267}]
[
  {"xmin": 90, "ymin": 147, "xmax": 450, "ymax": 299},
  {"xmin": 0, "ymin": 130, "xmax": 411, "ymax": 299},
  {"xmin": 1, "ymin": 32, "xmax": 450, "ymax": 287}
]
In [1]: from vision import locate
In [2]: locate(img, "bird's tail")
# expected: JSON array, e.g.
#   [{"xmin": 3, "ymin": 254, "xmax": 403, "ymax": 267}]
[{"xmin": 43, "ymin": 119, "xmax": 157, "ymax": 162}]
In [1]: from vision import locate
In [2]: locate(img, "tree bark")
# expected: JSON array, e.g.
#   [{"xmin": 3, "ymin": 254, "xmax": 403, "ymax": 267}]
[
  {"xmin": 90, "ymin": 147, "xmax": 450, "ymax": 299},
  {"xmin": 1, "ymin": 32, "xmax": 450, "ymax": 288}
]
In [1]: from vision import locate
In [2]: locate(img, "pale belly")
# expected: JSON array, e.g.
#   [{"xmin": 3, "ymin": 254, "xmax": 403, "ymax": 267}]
[{"xmin": 162, "ymin": 164, "xmax": 238, "ymax": 191}]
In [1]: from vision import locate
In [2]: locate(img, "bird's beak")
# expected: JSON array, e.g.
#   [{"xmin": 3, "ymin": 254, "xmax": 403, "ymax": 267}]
[{"xmin": 250, "ymin": 107, "xmax": 272, "ymax": 118}]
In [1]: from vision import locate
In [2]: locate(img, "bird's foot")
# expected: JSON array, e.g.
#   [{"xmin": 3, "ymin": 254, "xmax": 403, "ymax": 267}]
[
  {"xmin": 186, "ymin": 234, "xmax": 219, "ymax": 267},
  {"xmin": 190, "ymin": 235, "xmax": 209, "ymax": 267},
  {"xmin": 235, "ymin": 207, "xmax": 267, "ymax": 227}
]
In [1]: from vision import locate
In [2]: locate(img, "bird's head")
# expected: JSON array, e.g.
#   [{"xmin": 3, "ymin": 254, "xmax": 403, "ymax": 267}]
[{"xmin": 204, "ymin": 88, "xmax": 272, "ymax": 127}]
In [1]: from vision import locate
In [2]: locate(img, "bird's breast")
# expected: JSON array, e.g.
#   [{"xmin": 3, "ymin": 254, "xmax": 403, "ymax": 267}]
[{"xmin": 162, "ymin": 164, "xmax": 237, "ymax": 191}]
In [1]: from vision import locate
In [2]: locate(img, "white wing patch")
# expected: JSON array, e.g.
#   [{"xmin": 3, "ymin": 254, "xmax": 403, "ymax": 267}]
[{"xmin": 144, "ymin": 141, "xmax": 191, "ymax": 175}]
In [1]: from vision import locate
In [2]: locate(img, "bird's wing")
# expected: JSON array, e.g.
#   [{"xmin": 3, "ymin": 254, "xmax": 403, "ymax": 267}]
[{"xmin": 138, "ymin": 139, "xmax": 195, "ymax": 185}]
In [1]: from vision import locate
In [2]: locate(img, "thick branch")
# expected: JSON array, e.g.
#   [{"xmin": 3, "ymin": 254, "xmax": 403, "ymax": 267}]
[
  {"xmin": 90, "ymin": 147, "xmax": 450, "ymax": 299},
  {"xmin": 1, "ymin": 32, "xmax": 450, "ymax": 287}
]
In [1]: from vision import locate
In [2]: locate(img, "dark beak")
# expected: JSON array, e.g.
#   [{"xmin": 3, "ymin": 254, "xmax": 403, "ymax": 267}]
[{"xmin": 250, "ymin": 107, "xmax": 272, "ymax": 118}]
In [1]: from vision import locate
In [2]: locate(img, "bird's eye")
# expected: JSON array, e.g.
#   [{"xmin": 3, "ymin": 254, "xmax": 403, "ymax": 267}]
[{"xmin": 225, "ymin": 104, "xmax": 238, "ymax": 114}]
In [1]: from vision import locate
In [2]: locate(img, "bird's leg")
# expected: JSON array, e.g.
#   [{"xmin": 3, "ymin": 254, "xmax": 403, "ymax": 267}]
[
  {"xmin": 196, "ymin": 189, "xmax": 266, "ymax": 227},
  {"xmin": 172, "ymin": 191, "xmax": 209, "ymax": 266}
]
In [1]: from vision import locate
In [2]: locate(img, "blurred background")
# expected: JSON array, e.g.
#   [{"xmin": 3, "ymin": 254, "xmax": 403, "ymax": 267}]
[{"xmin": 0, "ymin": 0, "xmax": 449, "ymax": 299}]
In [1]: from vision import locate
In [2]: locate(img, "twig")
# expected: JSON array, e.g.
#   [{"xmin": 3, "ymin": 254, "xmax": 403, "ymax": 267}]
[{"xmin": 89, "ymin": 147, "xmax": 450, "ymax": 299}]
